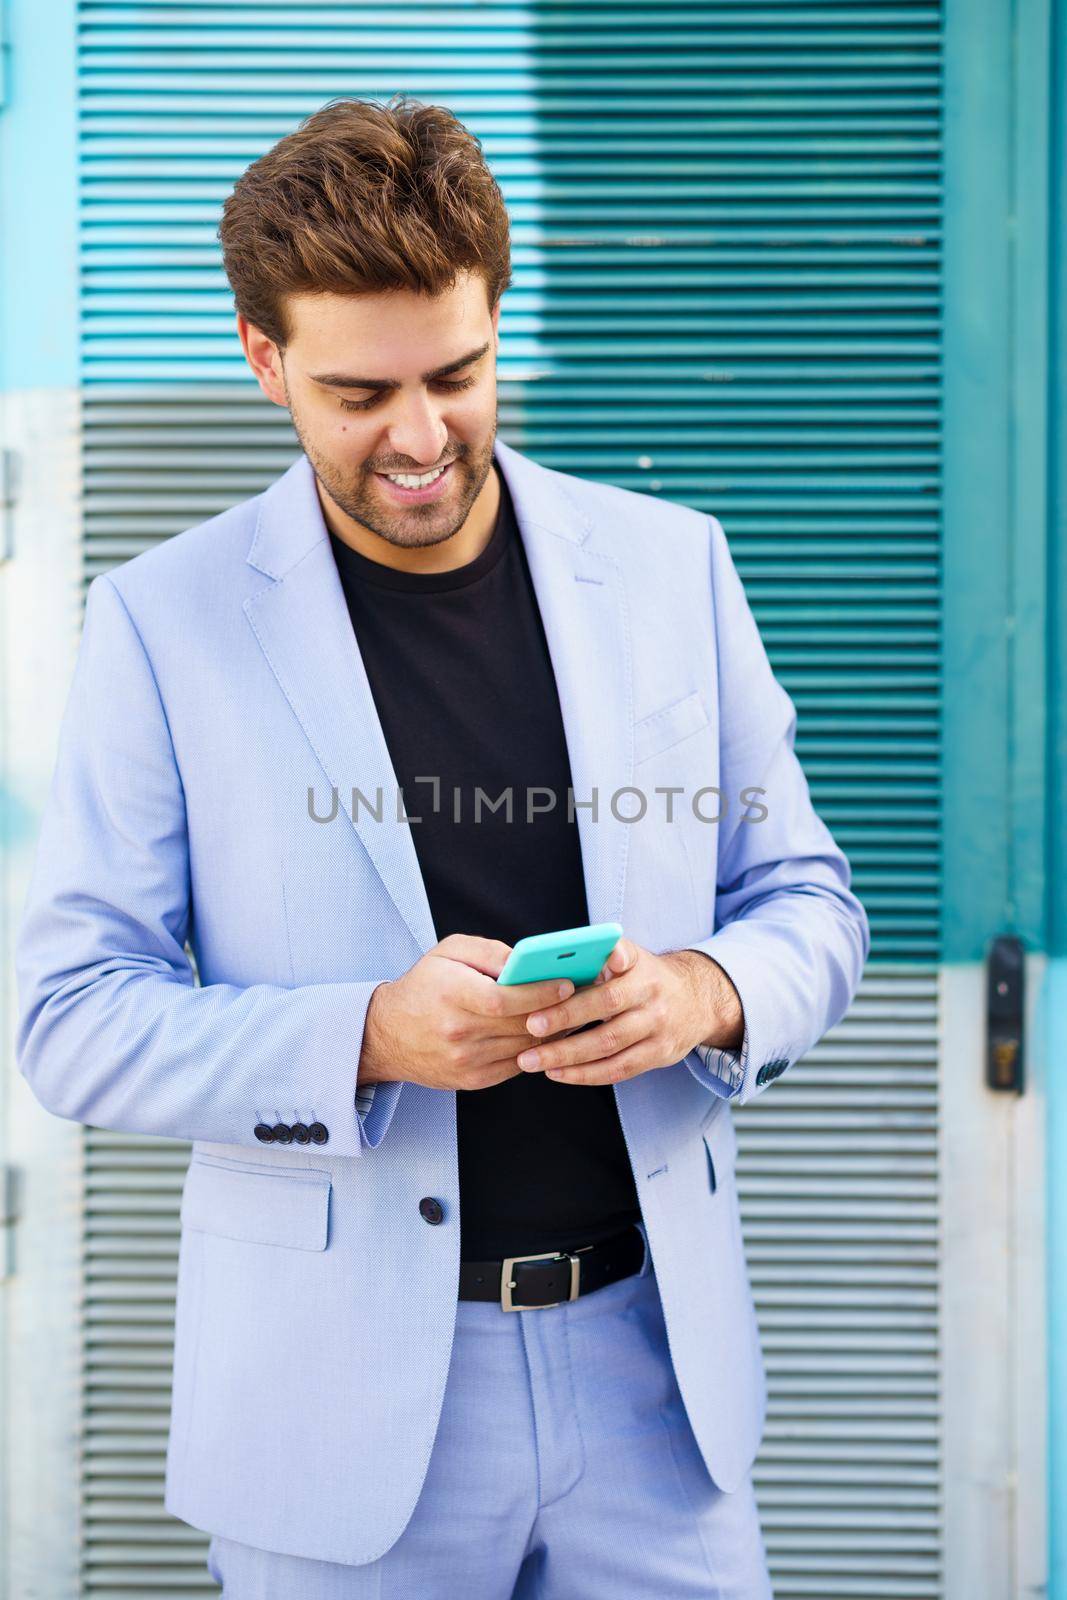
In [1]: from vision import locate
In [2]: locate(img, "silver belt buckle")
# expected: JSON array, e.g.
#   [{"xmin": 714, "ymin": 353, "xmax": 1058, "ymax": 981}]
[{"xmin": 500, "ymin": 1248, "xmax": 581, "ymax": 1311}]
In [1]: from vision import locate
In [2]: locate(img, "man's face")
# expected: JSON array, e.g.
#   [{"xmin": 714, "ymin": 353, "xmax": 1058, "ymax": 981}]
[{"xmin": 243, "ymin": 272, "xmax": 500, "ymax": 552}]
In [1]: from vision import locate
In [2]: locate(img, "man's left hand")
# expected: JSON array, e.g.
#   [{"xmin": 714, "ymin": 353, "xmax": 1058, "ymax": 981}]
[{"xmin": 515, "ymin": 936, "xmax": 743, "ymax": 1086}]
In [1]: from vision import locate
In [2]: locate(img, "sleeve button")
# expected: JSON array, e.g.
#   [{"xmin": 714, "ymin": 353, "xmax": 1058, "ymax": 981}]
[
  {"xmin": 308, "ymin": 1122, "xmax": 329, "ymax": 1144},
  {"xmin": 254, "ymin": 1123, "xmax": 275, "ymax": 1143}
]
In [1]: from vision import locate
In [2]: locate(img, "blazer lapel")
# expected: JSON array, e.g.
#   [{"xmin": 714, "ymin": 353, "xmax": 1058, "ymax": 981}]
[
  {"xmin": 243, "ymin": 438, "xmax": 633, "ymax": 957},
  {"xmin": 495, "ymin": 441, "xmax": 635, "ymax": 932}
]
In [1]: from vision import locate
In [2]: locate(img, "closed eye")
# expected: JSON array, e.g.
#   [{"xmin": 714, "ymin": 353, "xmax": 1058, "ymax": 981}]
[{"xmin": 338, "ymin": 377, "xmax": 476, "ymax": 413}]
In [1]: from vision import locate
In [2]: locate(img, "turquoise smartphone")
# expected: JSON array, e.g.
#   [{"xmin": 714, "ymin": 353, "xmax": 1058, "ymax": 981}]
[{"xmin": 496, "ymin": 921, "xmax": 623, "ymax": 989}]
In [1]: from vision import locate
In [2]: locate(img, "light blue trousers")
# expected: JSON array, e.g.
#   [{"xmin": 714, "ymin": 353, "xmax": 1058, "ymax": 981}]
[{"xmin": 206, "ymin": 1224, "xmax": 773, "ymax": 1597}]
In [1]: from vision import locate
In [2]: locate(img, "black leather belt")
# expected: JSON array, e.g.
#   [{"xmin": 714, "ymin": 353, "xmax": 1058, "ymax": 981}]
[{"xmin": 459, "ymin": 1224, "xmax": 645, "ymax": 1311}]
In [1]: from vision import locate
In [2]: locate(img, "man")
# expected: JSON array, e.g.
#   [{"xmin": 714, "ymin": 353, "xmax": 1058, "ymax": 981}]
[{"xmin": 15, "ymin": 96, "xmax": 869, "ymax": 1596}]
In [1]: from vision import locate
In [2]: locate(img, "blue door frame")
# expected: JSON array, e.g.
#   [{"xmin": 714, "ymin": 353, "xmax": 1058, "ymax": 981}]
[
  {"xmin": 944, "ymin": 0, "xmax": 1064, "ymax": 1588},
  {"xmin": 1046, "ymin": 3, "xmax": 1067, "ymax": 1593}
]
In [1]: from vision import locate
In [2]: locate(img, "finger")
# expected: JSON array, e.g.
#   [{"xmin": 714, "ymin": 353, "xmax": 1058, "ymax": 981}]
[
  {"xmin": 523, "ymin": 963, "xmax": 653, "ymax": 1040},
  {"xmin": 521, "ymin": 978, "xmax": 630, "ymax": 1040},
  {"xmin": 593, "ymin": 938, "xmax": 633, "ymax": 985},
  {"xmin": 541, "ymin": 1023, "xmax": 586, "ymax": 1043},
  {"xmin": 542, "ymin": 1040, "xmax": 655, "ymax": 1087},
  {"xmin": 499, "ymin": 1015, "xmax": 590, "ymax": 1045},
  {"xmin": 471, "ymin": 1023, "xmax": 583, "ymax": 1057},
  {"xmin": 453, "ymin": 966, "xmax": 576, "ymax": 1018},
  {"xmin": 468, "ymin": 1034, "xmax": 556, "ymax": 1058},
  {"xmin": 459, "ymin": 1054, "xmax": 523, "ymax": 1087},
  {"xmin": 604, "ymin": 936, "xmax": 637, "ymax": 975},
  {"xmin": 436, "ymin": 934, "xmax": 515, "ymax": 978},
  {"xmin": 517, "ymin": 1009, "xmax": 649, "ymax": 1074},
  {"xmin": 461, "ymin": 1036, "xmax": 583, "ymax": 1087}
]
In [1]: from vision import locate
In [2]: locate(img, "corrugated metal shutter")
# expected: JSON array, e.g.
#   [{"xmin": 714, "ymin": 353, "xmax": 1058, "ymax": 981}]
[{"xmin": 76, "ymin": 4, "xmax": 942, "ymax": 1595}]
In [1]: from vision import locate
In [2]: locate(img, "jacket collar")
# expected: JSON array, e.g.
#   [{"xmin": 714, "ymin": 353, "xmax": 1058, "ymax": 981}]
[
  {"xmin": 246, "ymin": 435, "xmax": 592, "ymax": 580},
  {"xmin": 243, "ymin": 437, "xmax": 633, "ymax": 956}
]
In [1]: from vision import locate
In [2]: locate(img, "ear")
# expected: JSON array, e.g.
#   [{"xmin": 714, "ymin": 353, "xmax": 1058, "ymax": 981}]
[{"xmin": 236, "ymin": 314, "xmax": 287, "ymax": 408}]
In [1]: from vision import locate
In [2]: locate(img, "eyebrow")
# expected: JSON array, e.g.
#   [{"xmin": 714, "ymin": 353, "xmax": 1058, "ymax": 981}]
[{"xmin": 309, "ymin": 340, "xmax": 491, "ymax": 392}]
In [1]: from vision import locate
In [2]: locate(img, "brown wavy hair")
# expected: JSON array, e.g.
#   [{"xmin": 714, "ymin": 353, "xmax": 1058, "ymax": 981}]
[{"xmin": 218, "ymin": 94, "xmax": 512, "ymax": 351}]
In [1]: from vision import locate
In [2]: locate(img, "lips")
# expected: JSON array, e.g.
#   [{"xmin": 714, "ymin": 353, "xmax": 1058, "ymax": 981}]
[{"xmin": 374, "ymin": 459, "xmax": 456, "ymax": 503}]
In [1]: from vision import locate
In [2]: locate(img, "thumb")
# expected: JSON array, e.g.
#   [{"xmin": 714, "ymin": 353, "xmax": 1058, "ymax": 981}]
[{"xmin": 596, "ymin": 936, "xmax": 634, "ymax": 982}]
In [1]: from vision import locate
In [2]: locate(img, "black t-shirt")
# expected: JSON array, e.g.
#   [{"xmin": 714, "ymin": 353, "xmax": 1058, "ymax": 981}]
[{"xmin": 328, "ymin": 463, "xmax": 642, "ymax": 1258}]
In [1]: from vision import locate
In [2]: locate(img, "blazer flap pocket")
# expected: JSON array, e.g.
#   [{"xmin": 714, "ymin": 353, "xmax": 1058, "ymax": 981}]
[
  {"xmin": 701, "ymin": 1108, "xmax": 739, "ymax": 1194},
  {"xmin": 180, "ymin": 1157, "xmax": 331, "ymax": 1250},
  {"xmin": 633, "ymin": 689, "xmax": 709, "ymax": 764}
]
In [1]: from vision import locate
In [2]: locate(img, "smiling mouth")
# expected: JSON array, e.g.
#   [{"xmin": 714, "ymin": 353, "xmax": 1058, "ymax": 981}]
[
  {"xmin": 373, "ymin": 459, "xmax": 458, "ymax": 499},
  {"xmin": 376, "ymin": 460, "xmax": 455, "ymax": 486}
]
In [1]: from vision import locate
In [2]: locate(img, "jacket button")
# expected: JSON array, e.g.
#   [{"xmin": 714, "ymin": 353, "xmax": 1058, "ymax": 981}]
[
  {"xmin": 291, "ymin": 1123, "xmax": 310, "ymax": 1144},
  {"xmin": 308, "ymin": 1122, "xmax": 329, "ymax": 1144},
  {"xmin": 272, "ymin": 1122, "xmax": 293, "ymax": 1144},
  {"xmin": 254, "ymin": 1123, "xmax": 275, "ymax": 1143},
  {"xmin": 419, "ymin": 1196, "xmax": 444, "ymax": 1225}
]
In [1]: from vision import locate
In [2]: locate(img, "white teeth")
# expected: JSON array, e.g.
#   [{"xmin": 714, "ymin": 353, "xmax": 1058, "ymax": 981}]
[{"xmin": 383, "ymin": 464, "xmax": 447, "ymax": 489}]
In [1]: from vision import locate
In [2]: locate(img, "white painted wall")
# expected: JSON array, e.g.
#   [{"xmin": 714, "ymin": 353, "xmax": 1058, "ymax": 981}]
[
  {"xmin": 1, "ymin": 388, "xmax": 85, "ymax": 1600},
  {"xmin": 940, "ymin": 956, "xmax": 1047, "ymax": 1598}
]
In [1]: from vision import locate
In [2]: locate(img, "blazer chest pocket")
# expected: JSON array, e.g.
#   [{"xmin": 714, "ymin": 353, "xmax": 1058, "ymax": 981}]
[
  {"xmin": 633, "ymin": 689, "xmax": 710, "ymax": 765},
  {"xmin": 180, "ymin": 1156, "xmax": 331, "ymax": 1250}
]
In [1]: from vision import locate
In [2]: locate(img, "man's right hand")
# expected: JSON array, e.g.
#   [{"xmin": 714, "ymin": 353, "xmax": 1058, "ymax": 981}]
[{"xmin": 357, "ymin": 933, "xmax": 580, "ymax": 1092}]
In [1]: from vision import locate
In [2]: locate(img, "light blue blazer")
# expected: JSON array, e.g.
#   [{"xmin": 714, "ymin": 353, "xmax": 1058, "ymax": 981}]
[{"xmin": 15, "ymin": 438, "xmax": 870, "ymax": 1565}]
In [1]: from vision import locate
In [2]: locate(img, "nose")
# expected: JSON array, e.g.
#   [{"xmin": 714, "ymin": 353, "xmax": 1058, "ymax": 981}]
[{"xmin": 383, "ymin": 394, "xmax": 449, "ymax": 472}]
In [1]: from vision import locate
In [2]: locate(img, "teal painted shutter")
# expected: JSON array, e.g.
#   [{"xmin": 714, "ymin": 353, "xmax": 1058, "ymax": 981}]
[
  {"xmin": 77, "ymin": 4, "xmax": 943, "ymax": 1595},
  {"xmin": 0, "ymin": 1, "xmax": 8, "ymax": 112}
]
